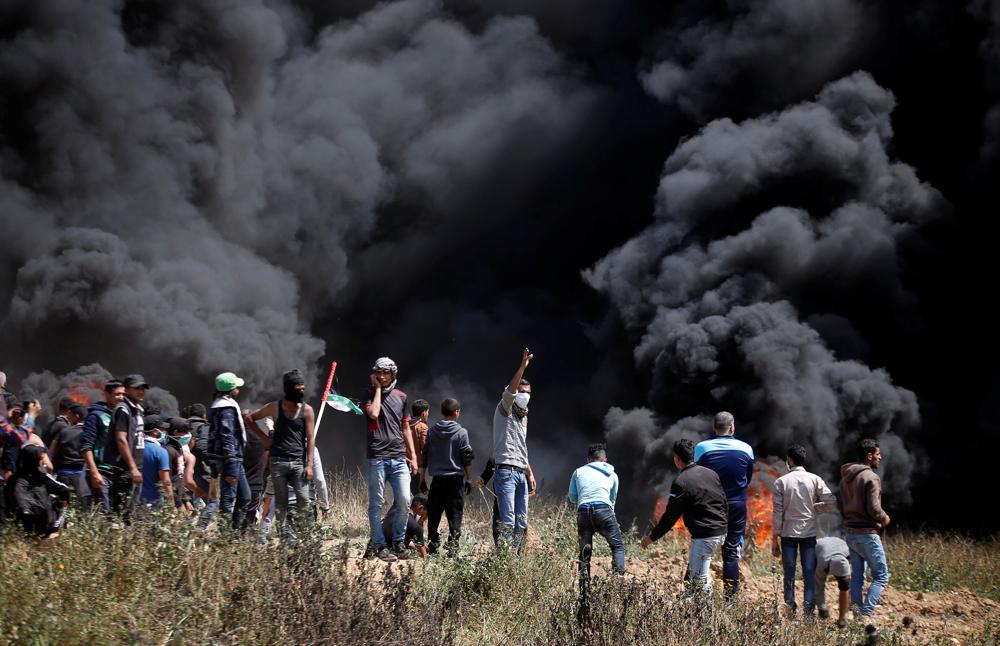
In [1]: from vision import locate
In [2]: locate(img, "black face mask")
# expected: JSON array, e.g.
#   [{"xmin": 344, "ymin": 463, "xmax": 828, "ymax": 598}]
[{"xmin": 285, "ymin": 388, "xmax": 305, "ymax": 403}]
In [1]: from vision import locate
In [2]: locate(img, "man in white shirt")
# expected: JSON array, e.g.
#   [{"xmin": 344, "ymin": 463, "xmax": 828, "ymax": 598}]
[{"xmin": 771, "ymin": 444, "xmax": 837, "ymax": 615}]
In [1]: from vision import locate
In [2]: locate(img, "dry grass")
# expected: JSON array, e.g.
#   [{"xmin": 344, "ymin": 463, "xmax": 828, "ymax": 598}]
[{"xmin": 0, "ymin": 470, "xmax": 997, "ymax": 645}]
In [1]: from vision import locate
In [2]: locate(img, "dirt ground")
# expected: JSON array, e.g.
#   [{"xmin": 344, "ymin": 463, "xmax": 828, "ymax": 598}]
[{"xmin": 588, "ymin": 547, "xmax": 1000, "ymax": 645}]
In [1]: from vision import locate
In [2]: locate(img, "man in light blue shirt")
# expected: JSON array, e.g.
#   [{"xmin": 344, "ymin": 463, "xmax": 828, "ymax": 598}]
[{"xmin": 569, "ymin": 443, "xmax": 624, "ymax": 575}]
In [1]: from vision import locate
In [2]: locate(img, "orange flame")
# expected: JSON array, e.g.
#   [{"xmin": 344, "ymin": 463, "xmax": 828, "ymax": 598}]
[
  {"xmin": 653, "ymin": 458, "xmax": 786, "ymax": 549},
  {"xmin": 652, "ymin": 496, "xmax": 687, "ymax": 540}
]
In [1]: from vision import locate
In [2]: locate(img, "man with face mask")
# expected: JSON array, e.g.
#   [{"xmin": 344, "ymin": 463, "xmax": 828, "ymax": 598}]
[
  {"xmin": 138, "ymin": 415, "xmax": 173, "ymax": 511},
  {"xmin": 247, "ymin": 369, "xmax": 316, "ymax": 539},
  {"xmin": 492, "ymin": 348, "xmax": 537, "ymax": 553}
]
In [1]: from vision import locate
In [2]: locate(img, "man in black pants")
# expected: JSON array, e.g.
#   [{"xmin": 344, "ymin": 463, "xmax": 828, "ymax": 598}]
[{"xmin": 420, "ymin": 398, "xmax": 474, "ymax": 555}]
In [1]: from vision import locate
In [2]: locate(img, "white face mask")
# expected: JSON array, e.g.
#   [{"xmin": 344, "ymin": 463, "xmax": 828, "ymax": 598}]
[{"xmin": 513, "ymin": 392, "xmax": 531, "ymax": 410}]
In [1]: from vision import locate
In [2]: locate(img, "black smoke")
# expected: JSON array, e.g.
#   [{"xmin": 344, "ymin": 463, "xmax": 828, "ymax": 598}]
[{"xmin": 0, "ymin": 0, "xmax": 997, "ymax": 531}]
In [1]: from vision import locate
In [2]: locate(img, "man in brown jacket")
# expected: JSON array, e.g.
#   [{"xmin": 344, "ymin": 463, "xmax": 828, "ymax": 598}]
[
  {"xmin": 410, "ymin": 399, "xmax": 429, "ymax": 494},
  {"xmin": 840, "ymin": 438, "xmax": 890, "ymax": 617}
]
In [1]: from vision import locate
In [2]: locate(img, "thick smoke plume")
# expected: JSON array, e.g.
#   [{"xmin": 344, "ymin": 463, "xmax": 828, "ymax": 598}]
[
  {"xmin": 0, "ymin": 0, "xmax": 592, "ymax": 400},
  {"xmin": 586, "ymin": 72, "xmax": 943, "ymax": 501},
  {"xmin": 640, "ymin": 0, "xmax": 875, "ymax": 121}
]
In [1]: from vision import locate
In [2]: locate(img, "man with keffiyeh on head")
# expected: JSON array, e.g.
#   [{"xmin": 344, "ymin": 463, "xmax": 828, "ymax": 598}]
[{"xmin": 363, "ymin": 357, "xmax": 417, "ymax": 562}]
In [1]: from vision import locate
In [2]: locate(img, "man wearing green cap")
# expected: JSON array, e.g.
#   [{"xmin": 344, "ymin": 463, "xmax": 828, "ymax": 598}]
[{"xmin": 205, "ymin": 372, "xmax": 251, "ymax": 531}]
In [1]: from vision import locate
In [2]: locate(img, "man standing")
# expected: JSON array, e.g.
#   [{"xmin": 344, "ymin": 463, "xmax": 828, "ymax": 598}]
[
  {"xmin": 106, "ymin": 374, "xmax": 149, "ymax": 520},
  {"xmin": 421, "ymin": 398, "xmax": 475, "ymax": 556},
  {"xmin": 410, "ymin": 399, "xmax": 430, "ymax": 494},
  {"xmin": 247, "ymin": 369, "xmax": 316, "ymax": 538},
  {"xmin": 364, "ymin": 357, "xmax": 417, "ymax": 562},
  {"xmin": 80, "ymin": 380, "xmax": 125, "ymax": 514},
  {"xmin": 840, "ymin": 438, "xmax": 891, "ymax": 618},
  {"xmin": 771, "ymin": 444, "xmax": 837, "ymax": 616},
  {"xmin": 492, "ymin": 348, "xmax": 537, "ymax": 552},
  {"xmin": 642, "ymin": 439, "xmax": 728, "ymax": 595},
  {"xmin": 138, "ymin": 415, "xmax": 174, "ymax": 511},
  {"xmin": 48, "ymin": 403, "xmax": 88, "ymax": 503},
  {"xmin": 42, "ymin": 398, "xmax": 77, "ymax": 446},
  {"xmin": 569, "ymin": 443, "xmax": 624, "ymax": 576},
  {"xmin": 815, "ymin": 536, "xmax": 852, "ymax": 627},
  {"xmin": 695, "ymin": 411, "xmax": 754, "ymax": 599},
  {"xmin": 206, "ymin": 372, "xmax": 251, "ymax": 531}
]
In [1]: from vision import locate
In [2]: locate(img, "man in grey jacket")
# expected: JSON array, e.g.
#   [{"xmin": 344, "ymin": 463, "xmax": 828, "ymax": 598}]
[
  {"xmin": 421, "ymin": 398, "xmax": 474, "ymax": 555},
  {"xmin": 840, "ymin": 438, "xmax": 891, "ymax": 618}
]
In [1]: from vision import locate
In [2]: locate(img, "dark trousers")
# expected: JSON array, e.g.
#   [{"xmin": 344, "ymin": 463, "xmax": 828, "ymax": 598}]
[
  {"xmin": 577, "ymin": 505, "xmax": 625, "ymax": 574},
  {"xmin": 109, "ymin": 471, "xmax": 138, "ymax": 524},
  {"xmin": 427, "ymin": 474, "xmax": 465, "ymax": 552},
  {"xmin": 723, "ymin": 501, "xmax": 747, "ymax": 599},
  {"xmin": 781, "ymin": 536, "xmax": 817, "ymax": 612},
  {"xmin": 85, "ymin": 471, "xmax": 111, "ymax": 516},
  {"xmin": 220, "ymin": 463, "xmax": 251, "ymax": 531}
]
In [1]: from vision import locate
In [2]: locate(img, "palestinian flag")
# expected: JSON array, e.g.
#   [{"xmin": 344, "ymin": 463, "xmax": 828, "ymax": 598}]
[{"xmin": 326, "ymin": 392, "xmax": 363, "ymax": 415}]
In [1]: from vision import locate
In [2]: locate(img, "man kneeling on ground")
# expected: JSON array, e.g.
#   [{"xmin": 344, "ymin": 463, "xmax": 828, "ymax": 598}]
[{"xmin": 382, "ymin": 494, "xmax": 429, "ymax": 557}]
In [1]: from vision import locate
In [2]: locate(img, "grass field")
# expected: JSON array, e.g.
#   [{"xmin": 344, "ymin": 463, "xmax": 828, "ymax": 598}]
[{"xmin": 1, "ymin": 471, "xmax": 997, "ymax": 645}]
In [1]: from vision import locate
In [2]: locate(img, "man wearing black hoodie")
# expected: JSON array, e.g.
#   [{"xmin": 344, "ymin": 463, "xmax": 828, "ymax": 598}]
[
  {"xmin": 80, "ymin": 380, "xmax": 125, "ymax": 515},
  {"xmin": 420, "ymin": 398, "xmax": 475, "ymax": 555}
]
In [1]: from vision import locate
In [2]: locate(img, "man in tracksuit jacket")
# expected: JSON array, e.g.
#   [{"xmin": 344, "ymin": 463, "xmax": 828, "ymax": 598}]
[
  {"xmin": 840, "ymin": 438, "xmax": 891, "ymax": 617},
  {"xmin": 569, "ymin": 443, "xmax": 624, "ymax": 575},
  {"xmin": 420, "ymin": 398, "xmax": 474, "ymax": 555},
  {"xmin": 695, "ymin": 411, "xmax": 754, "ymax": 599},
  {"xmin": 642, "ymin": 438, "xmax": 728, "ymax": 595}
]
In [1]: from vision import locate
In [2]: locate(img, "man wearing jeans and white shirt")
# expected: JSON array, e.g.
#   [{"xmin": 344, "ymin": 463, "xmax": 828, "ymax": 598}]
[
  {"xmin": 771, "ymin": 444, "xmax": 837, "ymax": 615},
  {"xmin": 364, "ymin": 357, "xmax": 417, "ymax": 562},
  {"xmin": 569, "ymin": 443, "xmax": 624, "ymax": 575},
  {"xmin": 642, "ymin": 439, "xmax": 728, "ymax": 596},
  {"xmin": 840, "ymin": 438, "xmax": 891, "ymax": 618},
  {"xmin": 492, "ymin": 348, "xmax": 537, "ymax": 553}
]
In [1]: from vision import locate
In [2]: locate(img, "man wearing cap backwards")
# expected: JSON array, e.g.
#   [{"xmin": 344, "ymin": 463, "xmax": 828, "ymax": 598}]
[
  {"xmin": 492, "ymin": 348, "xmax": 537, "ymax": 553},
  {"xmin": 206, "ymin": 372, "xmax": 252, "ymax": 531},
  {"xmin": 364, "ymin": 357, "xmax": 418, "ymax": 562},
  {"xmin": 105, "ymin": 374, "xmax": 149, "ymax": 520},
  {"xmin": 695, "ymin": 411, "xmax": 755, "ymax": 600},
  {"xmin": 247, "ymin": 369, "xmax": 316, "ymax": 538},
  {"xmin": 48, "ymin": 403, "xmax": 88, "ymax": 503},
  {"xmin": 42, "ymin": 398, "xmax": 76, "ymax": 446}
]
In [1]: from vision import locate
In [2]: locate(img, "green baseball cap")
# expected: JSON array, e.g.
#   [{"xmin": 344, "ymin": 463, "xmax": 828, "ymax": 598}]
[{"xmin": 214, "ymin": 372, "xmax": 245, "ymax": 392}]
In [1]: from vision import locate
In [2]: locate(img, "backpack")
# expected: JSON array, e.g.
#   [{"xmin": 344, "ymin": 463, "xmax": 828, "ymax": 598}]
[{"xmin": 190, "ymin": 419, "xmax": 210, "ymax": 458}]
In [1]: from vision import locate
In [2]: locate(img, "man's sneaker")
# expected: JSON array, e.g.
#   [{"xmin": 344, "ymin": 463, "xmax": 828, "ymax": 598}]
[
  {"xmin": 376, "ymin": 547, "xmax": 398, "ymax": 562},
  {"xmin": 393, "ymin": 543, "xmax": 417, "ymax": 560},
  {"xmin": 363, "ymin": 543, "xmax": 377, "ymax": 560}
]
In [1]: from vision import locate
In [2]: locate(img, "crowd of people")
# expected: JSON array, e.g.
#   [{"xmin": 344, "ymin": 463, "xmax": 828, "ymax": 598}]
[{"xmin": 0, "ymin": 349, "xmax": 893, "ymax": 624}]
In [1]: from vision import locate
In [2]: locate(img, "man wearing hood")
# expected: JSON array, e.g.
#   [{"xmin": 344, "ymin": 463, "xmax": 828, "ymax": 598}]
[
  {"xmin": 247, "ymin": 369, "xmax": 316, "ymax": 538},
  {"xmin": 420, "ymin": 398, "xmax": 474, "ymax": 555},
  {"xmin": 569, "ymin": 443, "xmax": 624, "ymax": 575},
  {"xmin": 492, "ymin": 348, "xmax": 536, "ymax": 553},
  {"xmin": 80, "ymin": 380, "xmax": 125, "ymax": 514},
  {"xmin": 364, "ymin": 357, "xmax": 417, "ymax": 562},
  {"xmin": 840, "ymin": 438, "xmax": 891, "ymax": 618}
]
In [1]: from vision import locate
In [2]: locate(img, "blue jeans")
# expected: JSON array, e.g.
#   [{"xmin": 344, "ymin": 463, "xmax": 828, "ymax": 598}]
[
  {"xmin": 688, "ymin": 534, "xmax": 726, "ymax": 595},
  {"xmin": 847, "ymin": 533, "xmax": 889, "ymax": 616},
  {"xmin": 781, "ymin": 536, "xmax": 817, "ymax": 612},
  {"xmin": 367, "ymin": 458, "xmax": 410, "ymax": 549},
  {"xmin": 577, "ymin": 505, "xmax": 625, "ymax": 574},
  {"xmin": 723, "ymin": 501, "xmax": 747, "ymax": 598},
  {"xmin": 220, "ymin": 463, "xmax": 251, "ymax": 531},
  {"xmin": 494, "ymin": 467, "xmax": 529, "ymax": 552}
]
